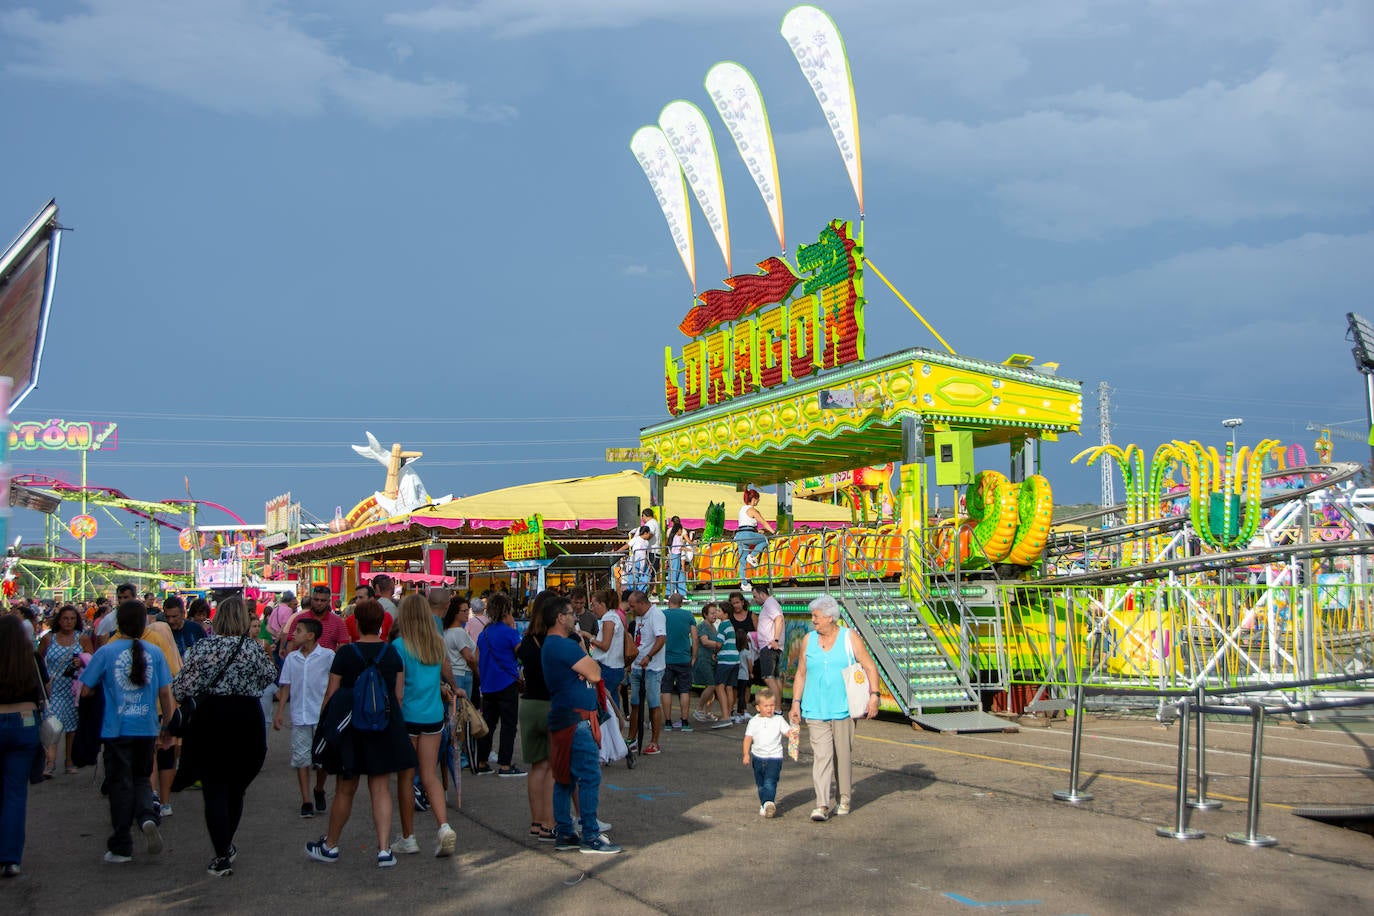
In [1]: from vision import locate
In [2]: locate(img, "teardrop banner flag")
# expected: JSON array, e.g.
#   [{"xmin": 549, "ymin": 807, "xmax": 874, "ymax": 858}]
[
  {"xmin": 659, "ymin": 100, "xmax": 731, "ymax": 275},
  {"xmin": 630, "ymin": 126, "xmax": 697, "ymax": 290},
  {"xmin": 780, "ymin": 5, "xmax": 863, "ymax": 214},
  {"xmin": 704, "ymin": 61, "xmax": 785, "ymax": 253}
]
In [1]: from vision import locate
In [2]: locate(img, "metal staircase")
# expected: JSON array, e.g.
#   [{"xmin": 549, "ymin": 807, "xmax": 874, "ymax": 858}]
[
  {"xmin": 840, "ymin": 586, "xmax": 978, "ymax": 711},
  {"xmin": 839, "ymin": 537, "xmax": 1016, "ymax": 733}
]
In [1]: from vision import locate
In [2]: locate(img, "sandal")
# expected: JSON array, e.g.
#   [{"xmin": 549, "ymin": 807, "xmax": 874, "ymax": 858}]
[
  {"xmin": 531, "ymin": 824, "xmax": 556, "ymax": 842},
  {"xmin": 65, "ymin": 765, "xmax": 78, "ymax": 775}
]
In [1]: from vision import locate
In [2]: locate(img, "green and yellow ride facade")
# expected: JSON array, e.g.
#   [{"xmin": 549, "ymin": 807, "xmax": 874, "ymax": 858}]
[{"xmin": 637, "ymin": 219, "xmax": 1082, "ymax": 692}]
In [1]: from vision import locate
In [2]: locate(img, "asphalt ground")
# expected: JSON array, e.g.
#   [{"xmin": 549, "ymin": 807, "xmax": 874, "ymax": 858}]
[{"xmin": 4, "ymin": 704, "xmax": 1373, "ymax": 915}]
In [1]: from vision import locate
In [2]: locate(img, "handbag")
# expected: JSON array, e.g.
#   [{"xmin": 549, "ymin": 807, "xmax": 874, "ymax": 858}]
[
  {"xmin": 169, "ymin": 636, "xmax": 247, "ymax": 737},
  {"xmin": 839, "ymin": 629, "xmax": 872, "ymax": 719},
  {"xmin": 33, "ymin": 656, "xmax": 63, "ymax": 747},
  {"xmin": 598, "ymin": 693, "xmax": 628, "ymax": 764},
  {"xmin": 458, "ymin": 696, "xmax": 488, "ymax": 739}
]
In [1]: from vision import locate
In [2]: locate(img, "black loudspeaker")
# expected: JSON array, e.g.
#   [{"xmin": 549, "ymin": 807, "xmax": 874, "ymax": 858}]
[{"xmin": 617, "ymin": 496, "xmax": 642, "ymax": 530}]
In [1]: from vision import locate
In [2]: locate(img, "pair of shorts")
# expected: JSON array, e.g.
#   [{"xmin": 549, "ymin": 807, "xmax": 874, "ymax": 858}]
[
  {"xmin": 405, "ymin": 720, "xmax": 445, "ymax": 737},
  {"xmin": 629, "ymin": 666, "xmax": 664, "ymax": 708},
  {"xmin": 664, "ymin": 663, "xmax": 692, "ymax": 695},
  {"xmin": 599, "ymin": 663, "xmax": 624, "ymax": 698},
  {"xmin": 519, "ymin": 698, "xmax": 551, "ymax": 763},
  {"xmin": 757, "ymin": 647, "xmax": 782, "ymax": 679},
  {"xmin": 291, "ymin": 724, "xmax": 316, "ymax": 768},
  {"xmin": 716, "ymin": 662, "xmax": 740, "ymax": 686}
]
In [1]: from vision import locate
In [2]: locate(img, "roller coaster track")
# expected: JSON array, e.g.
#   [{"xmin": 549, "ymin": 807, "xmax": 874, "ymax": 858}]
[
  {"xmin": 1040, "ymin": 536, "xmax": 1374, "ymax": 588},
  {"xmin": 10, "ymin": 474, "xmax": 246, "ymax": 529},
  {"xmin": 1047, "ymin": 463, "xmax": 1365, "ymax": 556}
]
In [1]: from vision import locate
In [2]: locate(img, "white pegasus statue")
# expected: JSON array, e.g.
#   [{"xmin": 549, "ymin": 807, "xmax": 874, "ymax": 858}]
[{"xmin": 351, "ymin": 431, "xmax": 452, "ymax": 518}]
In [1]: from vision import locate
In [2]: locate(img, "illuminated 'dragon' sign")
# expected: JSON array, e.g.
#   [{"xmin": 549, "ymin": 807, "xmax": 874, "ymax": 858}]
[{"xmin": 664, "ymin": 220, "xmax": 864, "ymax": 416}]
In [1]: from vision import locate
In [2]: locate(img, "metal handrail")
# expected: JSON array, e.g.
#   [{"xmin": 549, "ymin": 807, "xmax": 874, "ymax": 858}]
[{"xmin": 1052, "ymin": 671, "xmax": 1374, "ymax": 845}]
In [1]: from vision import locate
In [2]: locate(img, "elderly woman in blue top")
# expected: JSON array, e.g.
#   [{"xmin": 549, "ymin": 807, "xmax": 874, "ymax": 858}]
[{"xmin": 787, "ymin": 595, "xmax": 881, "ymax": 822}]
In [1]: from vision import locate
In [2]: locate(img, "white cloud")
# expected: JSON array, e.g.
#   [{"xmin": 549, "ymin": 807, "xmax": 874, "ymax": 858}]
[
  {"xmin": 621, "ymin": 264, "xmax": 650, "ymax": 276},
  {"xmin": 0, "ymin": 0, "xmax": 488, "ymax": 120},
  {"xmin": 1015, "ymin": 231, "xmax": 1374, "ymax": 383},
  {"xmin": 386, "ymin": 0, "xmax": 770, "ymax": 38},
  {"xmin": 859, "ymin": 1, "xmax": 1374, "ymax": 239},
  {"xmin": 1034, "ymin": 230, "xmax": 1374, "ymax": 318}
]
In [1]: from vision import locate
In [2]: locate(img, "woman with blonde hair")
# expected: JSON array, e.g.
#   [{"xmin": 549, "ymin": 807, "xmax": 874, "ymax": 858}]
[
  {"xmin": 391, "ymin": 593, "xmax": 459, "ymax": 858},
  {"xmin": 171, "ymin": 596, "xmax": 277, "ymax": 876}
]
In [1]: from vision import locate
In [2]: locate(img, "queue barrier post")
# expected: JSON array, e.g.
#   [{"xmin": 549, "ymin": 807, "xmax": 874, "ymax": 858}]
[
  {"xmin": 1188, "ymin": 685, "xmax": 1222, "ymax": 811},
  {"xmin": 1053, "ymin": 683, "xmax": 1094, "ymax": 804},
  {"xmin": 1226, "ymin": 700, "xmax": 1278, "ymax": 848},
  {"xmin": 1157, "ymin": 698, "xmax": 1205, "ymax": 840}
]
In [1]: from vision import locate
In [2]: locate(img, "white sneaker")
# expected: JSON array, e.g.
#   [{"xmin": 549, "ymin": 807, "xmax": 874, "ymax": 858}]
[
  {"xmin": 809, "ymin": 806, "xmax": 829, "ymax": 822},
  {"xmin": 141, "ymin": 819, "xmax": 163, "ymax": 855},
  {"xmin": 394, "ymin": 834, "xmax": 420, "ymax": 855},
  {"xmin": 746, "ymin": 553, "xmax": 760, "ymax": 567},
  {"xmin": 759, "ymin": 804, "xmax": 767, "ymax": 817},
  {"xmin": 764, "ymin": 801, "xmax": 776, "ymax": 818},
  {"xmin": 835, "ymin": 796, "xmax": 851, "ymax": 816},
  {"xmin": 159, "ymin": 802, "xmax": 173, "ymax": 817},
  {"xmin": 739, "ymin": 579, "xmax": 750, "ymax": 590},
  {"xmin": 596, "ymin": 818, "xmax": 612, "ymax": 833},
  {"xmin": 435, "ymin": 823, "xmax": 456, "ymax": 858}
]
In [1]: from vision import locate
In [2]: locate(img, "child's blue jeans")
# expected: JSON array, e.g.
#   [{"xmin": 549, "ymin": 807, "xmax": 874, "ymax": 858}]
[{"xmin": 751, "ymin": 754, "xmax": 782, "ymax": 805}]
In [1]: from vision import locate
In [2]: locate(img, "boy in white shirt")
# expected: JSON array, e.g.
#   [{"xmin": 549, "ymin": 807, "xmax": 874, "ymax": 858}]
[
  {"xmin": 626, "ymin": 526, "xmax": 652, "ymax": 592},
  {"xmin": 742, "ymin": 688, "xmax": 791, "ymax": 818},
  {"xmin": 273, "ymin": 618, "xmax": 335, "ymax": 818}
]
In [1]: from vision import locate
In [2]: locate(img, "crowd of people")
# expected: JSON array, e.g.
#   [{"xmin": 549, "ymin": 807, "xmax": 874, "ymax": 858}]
[{"xmin": 0, "ymin": 580, "xmax": 881, "ymax": 879}]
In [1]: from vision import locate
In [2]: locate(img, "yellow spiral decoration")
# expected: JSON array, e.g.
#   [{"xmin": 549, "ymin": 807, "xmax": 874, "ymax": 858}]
[
  {"xmin": 966, "ymin": 470, "xmax": 1019, "ymax": 563},
  {"xmin": 1005, "ymin": 475, "xmax": 1054, "ymax": 566}
]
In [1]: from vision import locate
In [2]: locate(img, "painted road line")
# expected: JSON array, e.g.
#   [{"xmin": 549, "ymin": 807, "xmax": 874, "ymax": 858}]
[
  {"xmin": 855, "ymin": 733, "xmax": 1293, "ymax": 810},
  {"xmin": 944, "ymin": 892, "xmax": 1042, "ymax": 908},
  {"xmin": 965, "ymin": 730, "xmax": 1374, "ymax": 775}
]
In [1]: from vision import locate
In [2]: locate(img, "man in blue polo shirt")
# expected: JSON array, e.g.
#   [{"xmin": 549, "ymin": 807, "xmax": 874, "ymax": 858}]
[
  {"xmin": 542, "ymin": 596, "xmax": 621, "ymax": 856},
  {"xmin": 475, "ymin": 594, "xmax": 523, "ymax": 776}
]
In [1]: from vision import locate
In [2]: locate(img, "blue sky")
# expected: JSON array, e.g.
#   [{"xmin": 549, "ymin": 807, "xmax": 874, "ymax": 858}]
[{"xmin": 3, "ymin": 0, "xmax": 1372, "ymax": 552}]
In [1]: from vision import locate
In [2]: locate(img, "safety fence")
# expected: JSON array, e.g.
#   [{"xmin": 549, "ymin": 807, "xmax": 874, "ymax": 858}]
[
  {"xmin": 1051, "ymin": 673, "xmax": 1374, "ymax": 846},
  {"xmin": 627, "ymin": 525, "xmax": 1374, "ymax": 709},
  {"xmin": 997, "ymin": 580, "xmax": 1374, "ymax": 697}
]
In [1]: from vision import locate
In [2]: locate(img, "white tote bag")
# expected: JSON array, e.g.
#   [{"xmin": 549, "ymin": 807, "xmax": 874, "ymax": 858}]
[
  {"xmin": 840, "ymin": 629, "xmax": 871, "ymax": 719},
  {"xmin": 599, "ymin": 695, "xmax": 628, "ymax": 764}
]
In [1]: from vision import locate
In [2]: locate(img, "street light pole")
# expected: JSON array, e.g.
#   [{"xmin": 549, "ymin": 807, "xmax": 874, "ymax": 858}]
[
  {"xmin": 1221, "ymin": 418, "xmax": 1244, "ymax": 544},
  {"xmin": 1222, "ymin": 417, "xmax": 1243, "ymax": 452}
]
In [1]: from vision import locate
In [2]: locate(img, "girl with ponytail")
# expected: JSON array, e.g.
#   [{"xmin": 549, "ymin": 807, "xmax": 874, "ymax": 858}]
[{"xmin": 80, "ymin": 600, "xmax": 175, "ymax": 864}]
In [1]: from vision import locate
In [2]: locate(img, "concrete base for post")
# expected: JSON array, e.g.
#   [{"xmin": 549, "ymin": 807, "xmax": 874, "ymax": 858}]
[
  {"xmin": 1225, "ymin": 830, "xmax": 1278, "ymax": 847},
  {"xmin": 1187, "ymin": 797, "xmax": 1223, "ymax": 811}
]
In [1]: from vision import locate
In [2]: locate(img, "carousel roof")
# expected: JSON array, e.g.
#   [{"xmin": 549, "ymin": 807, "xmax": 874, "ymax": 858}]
[{"xmin": 277, "ymin": 470, "xmax": 853, "ymax": 563}]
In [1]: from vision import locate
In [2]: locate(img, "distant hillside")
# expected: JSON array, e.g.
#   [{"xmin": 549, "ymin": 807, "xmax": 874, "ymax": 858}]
[{"xmin": 1053, "ymin": 503, "xmax": 1104, "ymax": 521}]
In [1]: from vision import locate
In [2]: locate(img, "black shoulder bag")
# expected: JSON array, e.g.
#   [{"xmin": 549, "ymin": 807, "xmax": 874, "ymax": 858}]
[{"xmin": 168, "ymin": 636, "xmax": 248, "ymax": 738}]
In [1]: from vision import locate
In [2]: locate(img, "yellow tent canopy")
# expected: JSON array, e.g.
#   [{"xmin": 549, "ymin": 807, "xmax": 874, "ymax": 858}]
[{"xmin": 410, "ymin": 470, "xmax": 854, "ymax": 531}]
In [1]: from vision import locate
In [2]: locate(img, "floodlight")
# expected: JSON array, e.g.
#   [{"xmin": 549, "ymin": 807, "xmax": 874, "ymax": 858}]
[{"xmin": 1346, "ymin": 313, "xmax": 1374, "ymax": 373}]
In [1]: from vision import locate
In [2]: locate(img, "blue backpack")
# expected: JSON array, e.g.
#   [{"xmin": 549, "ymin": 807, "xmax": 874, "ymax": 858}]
[{"xmin": 350, "ymin": 643, "xmax": 392, "ymax": 732}]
